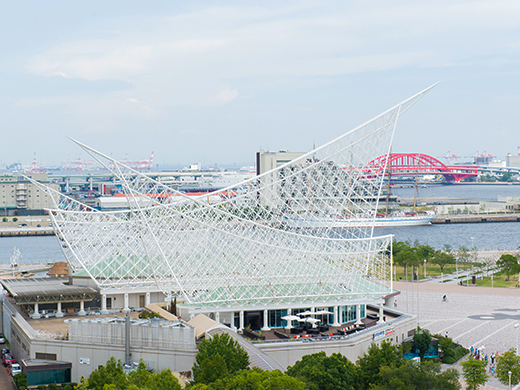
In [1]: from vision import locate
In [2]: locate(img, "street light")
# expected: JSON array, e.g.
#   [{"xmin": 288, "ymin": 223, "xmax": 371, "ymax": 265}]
[
  {"xmin": 509, "ymin": 370, "xmax": 512, "ymax": 390},
  {"xmin": 424, "ymin": 259, "xmax": 426, "ymax": 278}
]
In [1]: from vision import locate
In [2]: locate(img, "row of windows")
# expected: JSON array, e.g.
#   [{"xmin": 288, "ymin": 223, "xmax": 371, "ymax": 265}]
[{"xmin": 270, "ymin": 305, "xmax": 366, "ymax": 328}]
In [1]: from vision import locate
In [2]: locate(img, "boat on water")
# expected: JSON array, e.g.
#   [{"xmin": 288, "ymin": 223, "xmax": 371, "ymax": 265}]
[{"xmin": 285, "ymin": 212, "xmax": 435, "ymax": 228}]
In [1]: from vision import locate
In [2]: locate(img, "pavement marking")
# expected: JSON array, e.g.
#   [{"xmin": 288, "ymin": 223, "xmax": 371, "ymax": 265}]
[
  {"xmin": 438, "ymin": 318, "xmax": 470, "ymax": 334},
  {"xmin": 471, "ymin": 321, "xmax": 517, "ymax": 350},
  {"xmin": 451, "ymin": 318, "xmax": 489, "ymax": 340}
]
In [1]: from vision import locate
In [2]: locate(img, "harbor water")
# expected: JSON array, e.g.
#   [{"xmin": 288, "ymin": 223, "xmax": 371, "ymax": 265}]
[{"xmin": 0, "ymin": 184, "xmax": 519, "ymax": 264}]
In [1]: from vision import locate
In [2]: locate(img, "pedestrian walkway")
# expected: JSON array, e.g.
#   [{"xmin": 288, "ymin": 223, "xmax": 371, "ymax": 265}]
[{"xmin": 395, "ymin": 281, "xmax": 520, "ymax": 389}]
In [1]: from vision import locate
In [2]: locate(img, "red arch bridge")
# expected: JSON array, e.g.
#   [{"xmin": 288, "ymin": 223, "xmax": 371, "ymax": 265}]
[{"xmin": 365, "ymin": 153, "xmax": 478, "ymax": 182}]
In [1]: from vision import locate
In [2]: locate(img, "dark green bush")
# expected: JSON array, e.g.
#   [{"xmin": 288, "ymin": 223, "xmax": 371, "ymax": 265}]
[
  {"xmin": 14, "ymin": 373, "xmax": 28, "ymax": 390},
  {"xmin": 37, "ymin": 385, "xmax": 47, "ymax": 390},
  {"xmin": 47, "ymin": 384, "xmax": 58, "ymax": 390},
  {"xmin": 63, "ymin": 384, "xmax": 72, "ymax": 390}
]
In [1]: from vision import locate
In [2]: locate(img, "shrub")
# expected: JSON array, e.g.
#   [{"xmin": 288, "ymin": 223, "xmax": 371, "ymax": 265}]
[
  {"xmin": 2, "ymin": 217, "xmax": 7, "ymax": 222},
  {"xmin": 434, "ymin": 333, "xmax": 469, "ymax": 364},
  {"xmin": 13, "ymin": 217, "xmax": 18, "ymax": 222},
  {"xmin": 62, "ymin": 385, "xmax": 72, "ymax": 390},
  {"xmin": 47, "ymin": 384, "xmax": 58, "ymax": 390},
  {"xmin": 37, "ymin": 386, "xmax": 47, "ymax": 390},
  {"xmin": 14, "ymin": 373, "xmax": 28, "ymax": 390}
]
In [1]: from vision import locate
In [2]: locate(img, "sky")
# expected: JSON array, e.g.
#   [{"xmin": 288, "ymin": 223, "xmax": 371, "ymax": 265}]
[{"xmin": 1, "ymin": 1, "xmax": 520, "ymax": 168}]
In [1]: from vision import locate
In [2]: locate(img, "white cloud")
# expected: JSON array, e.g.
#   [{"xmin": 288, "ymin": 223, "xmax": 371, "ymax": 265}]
[{"xmin": 216, "ymin": 88, "xmax": 239, "ymax": 104}]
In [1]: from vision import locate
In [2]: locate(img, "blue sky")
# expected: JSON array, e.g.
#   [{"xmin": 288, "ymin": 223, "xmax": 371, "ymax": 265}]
[{"xmin": 1, "ymin": 1, "xmax": 520, "ymax": 167}]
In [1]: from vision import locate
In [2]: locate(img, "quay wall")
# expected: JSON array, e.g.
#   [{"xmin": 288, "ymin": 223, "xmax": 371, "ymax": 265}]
[{"xmin": 433, "ymin": 214, "xmax": 520, "ymax": 224}]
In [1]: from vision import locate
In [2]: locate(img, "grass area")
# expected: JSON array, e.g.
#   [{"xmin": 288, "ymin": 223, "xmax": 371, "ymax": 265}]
[
  {"xmin": 393, "ymin": 263, "xmax": 473, "ymax": 282},
  {"xmin": 476, "ymin": 271, "xmax": 519, "ymax": 288}
]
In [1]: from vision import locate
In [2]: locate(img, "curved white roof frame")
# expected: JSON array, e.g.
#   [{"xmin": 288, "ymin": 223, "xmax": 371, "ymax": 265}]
[{"xmin": 40, "ymin": 85, "xmax": 436, "ymax": 308}]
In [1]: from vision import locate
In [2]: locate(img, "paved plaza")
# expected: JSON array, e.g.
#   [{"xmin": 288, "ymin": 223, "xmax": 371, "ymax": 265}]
[{"xmin": 395, "ymin": 281, "xmax": 520, "ymax": 389}]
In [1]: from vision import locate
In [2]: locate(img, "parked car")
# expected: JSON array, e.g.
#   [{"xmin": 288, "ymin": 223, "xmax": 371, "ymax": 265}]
[
  {"xmin": 8, "ymin": 363, "xmax": 21, "ymax": 376},
  {"xmin": 36, "ymin": 224, "xmax": 41, "ymax": 227},
  {"xmin": 0, "ymin": 333, "xmax": 5, "ymax": 343},
  {"xmin": 3, "ymin": 353, "xmax": 15, "ymax": 366},
  {"xmin": 1, "ymin": 348, "xmax": 10, "ymax": 358},
  {"xmin": 17, "ymin": 223, "xmax": 27, "ymax": 228}
]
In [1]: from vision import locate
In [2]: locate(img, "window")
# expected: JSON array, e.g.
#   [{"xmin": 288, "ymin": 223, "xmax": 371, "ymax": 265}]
[
  {"xmin": 35, "ymin": 352, "xmax": 57, "ymax": 360},
  {"xmin": 268, "ymin": 309, "xmax": 287, "ymax": 328}
]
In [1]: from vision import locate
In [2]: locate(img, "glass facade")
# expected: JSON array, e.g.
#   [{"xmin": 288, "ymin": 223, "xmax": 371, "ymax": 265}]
[
  {"xmin": 27, "ymin": 368, "xmax": 71, "ymax": 386},
  {"xmin": 268, "ymin": 309, "xmax": 288, "ymax": 328},
  {"xmin": 340, "ymin": 304, "xmax": 365, "ymax": 324}
]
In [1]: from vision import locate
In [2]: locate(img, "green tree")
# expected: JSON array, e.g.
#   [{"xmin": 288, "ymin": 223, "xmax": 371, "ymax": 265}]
[
  {"xmin": 431, "ymin": 250, "xmax": 455, "ymax": 273},
  {"xmin": 499, "ymin": 171, "xmax": 513, "ymax": 182},
  {"xmin": 374, "ymin": 360, "xmax": 460, "ymax": 390},
  {"xmin": 412, "ymin": 327, "xmax": 432, "ymax": 359},
  {"xmin": 87, "ymin": 357, "xmax": 128, "ymax": 390},
  {"xmin": 286, "ymin": 351, "xmax": 359, "ymax": 390},
  {"xmin": 127, "ymin": 360, "xmax": 151, "ymax": 388},
  {"xmin": 147, "ymin": 368, "xmax": 181, "ymax": 390},
  {"xmin": 496, "ymin": 348, "xmax": 520, "ymax": 386},
  {"xmin": 395, "ymin": 246, "xmax": 419, "ymax": 268},
  {"xmin": 457, "ymin": 246, "xmax": 471, "ymax": 265},
  {"xmin": 416, "ymin": 243, "xmax": 436, "ymax": 262},
  {"xmin": 225, "ymin": 367, "xmax": 305, "ymax": 390},
  {"xmin": 195, "ymin": 354, "xmax": 229, "ymax": 385},
  {"xmin": 356, "ymin": 340, "xmax": 404, "ymax": 388},
  {"xmin": 192, "ymin": 333, "xmax": 249, "ymax": 384},
  {"xmin": 461, "ymin": 357, "xmax": 488, "ymax": 390},
  {"xmin": 496, "ymin": 254, "xmax": 520, "ymax": 281}
]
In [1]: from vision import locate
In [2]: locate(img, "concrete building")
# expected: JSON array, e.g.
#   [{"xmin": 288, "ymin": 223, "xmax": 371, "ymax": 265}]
[
  {"xmin": 506, "ymin": 153, "xmax": 520, "ymax": 168},
  {"xmin": 0, "ymin": 174, "xmax": 60, "ymax": 216}
]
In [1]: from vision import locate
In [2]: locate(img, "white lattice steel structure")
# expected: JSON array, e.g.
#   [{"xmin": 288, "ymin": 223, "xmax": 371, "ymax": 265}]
[{"xmin": 32, "ymin": 85, "xmax": 434, "ymax": 313}]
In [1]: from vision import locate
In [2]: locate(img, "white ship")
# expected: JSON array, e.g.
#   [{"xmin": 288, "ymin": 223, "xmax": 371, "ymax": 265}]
[{"xmin": 286, "ymin": 212, "xmax": 435, "ymax": 228}]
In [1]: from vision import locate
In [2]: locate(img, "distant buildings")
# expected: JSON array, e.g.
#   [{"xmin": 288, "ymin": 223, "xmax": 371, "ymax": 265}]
[{"xmin": 0, "ymin": 174, "xmax": 59, "ymax": 216}]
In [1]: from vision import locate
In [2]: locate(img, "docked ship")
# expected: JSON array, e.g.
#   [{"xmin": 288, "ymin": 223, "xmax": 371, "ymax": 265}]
[{"xmin": 285, "ymin": 212, "xmax": 435, "ymax": 229}]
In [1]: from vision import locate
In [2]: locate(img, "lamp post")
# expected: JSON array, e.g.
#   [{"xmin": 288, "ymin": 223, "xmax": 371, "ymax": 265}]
[
  {"xmin": 509, "ymin": 370, "xmax": 512, "ymax": 390},
  {"xmin": 424, "ymin": 259, "xmax": 426, "ymax": 278}
]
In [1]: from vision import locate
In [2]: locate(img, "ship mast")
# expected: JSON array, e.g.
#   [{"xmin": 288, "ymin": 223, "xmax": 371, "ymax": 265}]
[{"xmin": 385, "ymin": 152, "xmax": 391, "ymax": 216}]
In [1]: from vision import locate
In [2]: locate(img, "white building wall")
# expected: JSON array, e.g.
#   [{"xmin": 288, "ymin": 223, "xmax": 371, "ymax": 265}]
[
  {"xmin": 256, "ymin": 315, "xmax": 416, "ymax": 368},
  {"xmin": 5, "ymin": 297, "xmax": 197, "ymax": 383}
]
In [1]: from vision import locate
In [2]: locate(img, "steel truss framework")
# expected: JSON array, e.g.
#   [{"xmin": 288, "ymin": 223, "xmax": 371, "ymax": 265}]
[{"xmin": 32, "ymin": 85, "xmax": 435, "ymax": 310}]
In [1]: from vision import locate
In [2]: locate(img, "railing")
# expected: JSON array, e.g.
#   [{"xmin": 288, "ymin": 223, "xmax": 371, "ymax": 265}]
[{"xmin": 250, "ymin": 314, "xmax": 413, "ymax": 345}]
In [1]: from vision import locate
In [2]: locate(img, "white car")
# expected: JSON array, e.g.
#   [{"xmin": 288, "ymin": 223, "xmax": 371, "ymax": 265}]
[
  {"xmin": 9, "ymin": 363, "xmax": 21, "ymax": 376},
  {"xmin": 0, "ymin": 334, "xmax": 5, "ymax": 344}
]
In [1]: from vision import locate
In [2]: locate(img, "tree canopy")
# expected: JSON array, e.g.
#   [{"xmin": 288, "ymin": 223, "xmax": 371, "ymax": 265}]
[
  {"xmin": 496, "ymin": 348, "xmax": 520, "ymax": 386},
  {"xmin": 356, "ymin": 340, "xmax": 404, "ymax": 388},
  {"xmin": 496, "ymin": 254, "xmax": 520, "ymax": 281},
  {"xmin": 461, "ymin": 357, "xmax": 488, "ymax": 390},
  {"xmin": 412, "ymin": 328, "xmax": 432, "ymax": 359},
  {"xmin": 79, "ymin": 358, "xmax": 181, "ymax": 390},
  {"xmin": 192, "ymin": 332, "xmax": 250, "ymax": 384},
  {"xmin": 374, "ymin": 360, "xmax": 460, "ymax": 390},
  {"xmin": 286, "ymin": 351, "xmax": 359, "ymax": 390},
  {"xmin": 431, "ymin": 250, "xmax": 455, "ymax": 273}
]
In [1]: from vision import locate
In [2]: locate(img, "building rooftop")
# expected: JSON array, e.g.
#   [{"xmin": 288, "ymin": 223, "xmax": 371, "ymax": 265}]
[{"xmin": 1, "ymin": 277, "xmax": 97, "ymax": 304}]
